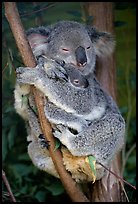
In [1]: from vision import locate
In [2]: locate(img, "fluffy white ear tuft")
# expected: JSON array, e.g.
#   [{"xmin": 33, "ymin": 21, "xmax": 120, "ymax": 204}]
[
  {"xmin": 86, "ymin": 26, "xmax": 115, "ymax": 57},
  {"xmin": 93, "ymin": 32, "xmax": 115, "ymax": 57},
  {"xmin": 26, "ymin": 26, "xmax": 52, "ymax": 57}
]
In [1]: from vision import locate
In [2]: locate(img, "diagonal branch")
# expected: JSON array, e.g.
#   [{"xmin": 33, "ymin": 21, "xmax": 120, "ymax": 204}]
[
  {"xmin": 4, "ymin": 2, "xmax": 89, "ymax": 202},
  {"xmin": 2, "ymin": 170, "xmax": 16, "ymax": 202}
]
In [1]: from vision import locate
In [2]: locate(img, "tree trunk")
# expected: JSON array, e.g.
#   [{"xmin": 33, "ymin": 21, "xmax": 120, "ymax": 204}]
[{"xmin": 83, "ymin": 2, "xmax": 126, "ymax": 202}]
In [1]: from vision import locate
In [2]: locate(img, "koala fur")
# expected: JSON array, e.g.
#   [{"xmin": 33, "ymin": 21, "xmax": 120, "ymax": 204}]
[
  {"xmin": 15, "ymin": 57, "xmax": 125, "ymax": 160},
  {"xmin": 27, "ymin": 21, "xmax": 115, "ymax": 75},
  {"xmin": 14, "ymin": 21, "xmax": 125, "ymax": 182}
]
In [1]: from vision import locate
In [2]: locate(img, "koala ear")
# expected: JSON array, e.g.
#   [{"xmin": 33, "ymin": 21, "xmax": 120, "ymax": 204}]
[
  {"xmin": 86, "ymin": 26, "xmax": 115, "ymax": 57},
  {"xmin": 26, "ymin": 26, "xmax": 52, "ymax": 56}
]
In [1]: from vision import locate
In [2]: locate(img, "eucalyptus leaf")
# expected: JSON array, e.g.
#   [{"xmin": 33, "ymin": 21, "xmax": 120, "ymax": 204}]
[
  {"xmin": 35, "ymin": 191, "xmax": 46, "ymax": 202},
  {"xmin": 21, "ymin": 95, "xmax": 28, "ymax": 107},
  {"xmin": 67, "ymin": 10, "xmax": 81, "ymax": 17},
  {"xmin": 54, "ymin": 139, "xmax": 61, "ymax": 151},
  {"xmin": 2, "ymin": 130, "xmax": 8, "ymax": 161},
  {"xmin": 45, "ymin": 181, "xmax": 64, "ymax": 196},
  {"xmin": 88, "ymin": 155, "xmax": 96, "ymax": 178},
  {"xmin": 8, "ymin": 126, "xmax": 16, "ymax": 149}
]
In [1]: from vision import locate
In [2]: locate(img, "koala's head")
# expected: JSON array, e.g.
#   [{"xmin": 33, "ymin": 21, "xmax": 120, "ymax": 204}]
[{"xmin": 27, "ymin": 21, "xmax": 115, "ymax": 75}]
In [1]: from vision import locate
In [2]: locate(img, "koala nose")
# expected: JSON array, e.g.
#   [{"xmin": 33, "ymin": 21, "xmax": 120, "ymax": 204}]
[{"xmin": 75, "ymin": 46, "xmax": 87, "ymax": 67}]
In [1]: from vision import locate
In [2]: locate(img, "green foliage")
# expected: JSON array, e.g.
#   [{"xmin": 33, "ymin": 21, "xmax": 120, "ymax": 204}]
[
  {"xmin": 88, "ymin": 156, "xmax": 96, "ymax": 177},
  {"xmin": 115, "ymin": 4, "xmax": 136, "ymax": 201},
  {"xmin": 54, "ymin": 139, "xmax": 61, "ymax": 151},
  {"xmin": 2, "ymin": 2, "xmax": 136, "ymax": 202}
]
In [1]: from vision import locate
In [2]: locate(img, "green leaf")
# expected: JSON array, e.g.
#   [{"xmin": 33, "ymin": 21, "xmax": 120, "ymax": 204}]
[
  {"xmin": 35, "ymin": 191, "xmax": 46, "ymax": 202},
  {"xmin": 67, "ymin": 10, "xmax": 81, "ymax": 17},
  {"xmin": 45, "ymin": 180, "xmax": 64, "ymax": 196},
  {"xmin": 8, "ymin": 126, "xmax": 16, "ymax": 149},
  {"xmin": 5, "ymin": 106, "xmax": 15, "ymax": 113},
  {"xmin": 2, "ymin": 116, "xmax": 15, "ymax": 127},
  {"xmin": 88, "ymin": 155, "xmax": 96, "ymax": 177},
  {"xmin": 54, "ymin": 139, "xmax": 61, "ymax": 151},
  {"xmin": 12, "ymin": 164, "xmax": 33, "ymax": 176},
  {"xmin": 114, "ymin": 21, "xmax": 127, "ymax": 27},
  {"xmin": 7, "ymin": 48, "xmax": 13, "ymax": 75},
  {"xmin": 2, "ymin": 130, "xmax": 8, "ymax": 161},
  {"xmin": 18, "ymin": 153, "xmax": 31, "ymax": 161},
  {"xmin": 21, "ymin": 95, "xmax": 28, "ymax": 107}
]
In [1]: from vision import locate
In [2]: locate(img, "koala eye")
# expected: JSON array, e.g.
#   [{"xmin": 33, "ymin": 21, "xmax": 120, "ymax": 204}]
[
  {"xmin": 62, "ymin": 48, "xmax": 69, "ymax": 52},
  {"xmin": 86, "ymin": 46, "xmax": 90, "ymax": 50},
  {"xmin": 73, "ymin": 79, "xmax": 79, "ymax": 84}
]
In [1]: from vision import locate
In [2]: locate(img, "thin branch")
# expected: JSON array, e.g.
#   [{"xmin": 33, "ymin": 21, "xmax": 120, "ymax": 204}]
[
  {"xmin": 99, "ymin": 162, "xmax": 136, "ymax": 190},
  {"xmin": 2, "ymin": 170, "xmax": 16, "ymax": 202},
  {"xmin": 4, "ymin": 2, "xmax": 89, "ymax": 202},
  {"xmin": 20, "ymin": 3, "xmax": 56, "ymax": 17},
  {"xmin": 122, "ymin": 143, "xmax": 136, "ymax": 174}
]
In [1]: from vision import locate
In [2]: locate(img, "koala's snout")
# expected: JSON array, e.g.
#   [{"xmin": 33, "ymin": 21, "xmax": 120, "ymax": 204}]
[{"xmin": 75, "ymin": 46, "xmax": 87, "ymax": 67}]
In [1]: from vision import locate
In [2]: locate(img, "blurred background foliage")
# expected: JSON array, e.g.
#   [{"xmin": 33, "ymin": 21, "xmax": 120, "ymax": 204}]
[{"xmin": 2, "ymin": 2, "xmax": 136, "ymax": 202}]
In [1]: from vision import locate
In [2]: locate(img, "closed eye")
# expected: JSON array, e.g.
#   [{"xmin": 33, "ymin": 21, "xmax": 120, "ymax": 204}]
[
  {"xmin": 62, "ymin": 48, "xmax": 69, "ymax": 52},
  {"xmin": 86, "ymin": 46, "xmax": 90, "ymax": 49},
  {"xmin": 74, "ymin": 79, "xmax": 79, "ymax": 84}
]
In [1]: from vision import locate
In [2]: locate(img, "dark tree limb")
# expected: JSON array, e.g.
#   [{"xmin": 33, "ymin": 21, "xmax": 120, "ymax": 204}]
[
  {"xmin": 2, "ymin": 170, "xmax": 16, "ymax": 202},
  {"xmin": 83, "ymin": 2, "xmax": 127, "ymax": 201},
  {"xmin": 4, "ymin": 2, "xmax": 89, "ymax": 202}
]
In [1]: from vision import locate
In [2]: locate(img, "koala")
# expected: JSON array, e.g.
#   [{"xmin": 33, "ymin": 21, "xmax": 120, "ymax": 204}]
[
  {"xmin": 15, "ymin": 58, "xmax": 125, "ymax": 180},
  {"xmin": 14, "ymin": 21, "xmax": 125, "ymax": 182},
  {"xmin": 39, "ymin": 56, "xmax": 89, "ymax": 89},
  {"xmin": 27, "ymin": 20, "xmax": 115, "ymax": 75}
]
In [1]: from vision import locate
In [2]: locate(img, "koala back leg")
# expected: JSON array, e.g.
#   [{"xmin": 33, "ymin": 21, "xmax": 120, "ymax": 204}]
[{"xmin": 28, "ymin": 137, "xmax": 59, "ymax": 178}]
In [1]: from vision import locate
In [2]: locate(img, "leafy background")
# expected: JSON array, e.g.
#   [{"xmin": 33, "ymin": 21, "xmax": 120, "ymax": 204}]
[{"xmin": 2, "ymin": 2, "xmax": 136, "ymax": 202}]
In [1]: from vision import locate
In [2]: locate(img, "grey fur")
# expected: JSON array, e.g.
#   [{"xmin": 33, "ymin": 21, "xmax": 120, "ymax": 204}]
[
  {"xmin": 15, "ymin": 56, "xmax": 125, "ymax": 166},
  {"xmin": 14, "ymin": 21, "xmax": 125, "ymax": 180},
  {"xmin": 27, "ymin": 20, "xmax": 115, "ymax": 75}
]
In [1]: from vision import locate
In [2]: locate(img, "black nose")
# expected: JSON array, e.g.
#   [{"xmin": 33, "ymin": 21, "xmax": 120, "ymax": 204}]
[{"xmin": 75, "ymin": 46, "xmax": 87, "ymax": 66}]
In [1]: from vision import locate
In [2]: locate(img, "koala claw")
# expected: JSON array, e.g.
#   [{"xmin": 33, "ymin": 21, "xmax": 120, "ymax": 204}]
[
  {"xmin": 45, "ymin": 61, "xmax": 68, "ymax": 82},
  {"xmin": 16, "ymin": 67, "xmax": 25, "ymax": 77},
  {"xmin": 53, "ymin": 130, "xmax": 62, "ymax": 140},
  {"xmin": 56, "ymin": 124, "xmax": 66, "ymax": 132},
  {"xmin": 38, "ymin": 134, "xmax": 50, "ymax": 149}
]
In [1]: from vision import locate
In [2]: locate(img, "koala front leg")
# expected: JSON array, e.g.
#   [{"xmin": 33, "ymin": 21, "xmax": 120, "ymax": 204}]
[
  {"xmin": 16, "ymin": 62, "xmax": 68, "ymax": 99},
  {"xmin": 16, "ymin": 65, "xmax": 51, "ymax": 95},
  {"xmin": 54, "ymin": 113, "xmax": 125, "ymax": 166},
  {"xmin": 45, "ymin": 100, "xmax": 88, "ymax": 133},
  {"xmin": 16, "ymin": 66, "xmax": 41, "ymax": 85}
]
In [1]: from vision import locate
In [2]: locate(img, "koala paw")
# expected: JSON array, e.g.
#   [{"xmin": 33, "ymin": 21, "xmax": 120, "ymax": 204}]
[
  {"xmin": 53, "ymin": 125, "xmax": 73, "ymax": 150},
  {"xmin": 38, "ymin": 134, "xmax": 50, "ymax": 149},
  {"xmin": 16, "ymin": 67, "xmax": 25, "ymax": 77},
  {"xmin": 44, "ymin": 62, "xmax": 68, "ymax": 82},
  {"xmin": 56, "ymin": 124, "xmax": 66, "ymax": 132},
  {"xmin": 16, "ymin": 67, "xmax": 37, "ymax": 84},
  {"xmin": 53, "ymin": 130, "xmax": 62, "ymax": 140},
  {"xmin": 53, "ymin": 125, "xmax": 65, "ymax": 140}
]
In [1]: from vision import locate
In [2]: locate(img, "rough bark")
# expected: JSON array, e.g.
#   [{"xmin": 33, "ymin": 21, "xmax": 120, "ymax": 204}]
[
  {"xmin": 4, "ymin": 2, "xmax": 89, "ymax": 202},
  {"xmin": 83, "ymin": 2, "xmax": 126, "ymax": 202}
]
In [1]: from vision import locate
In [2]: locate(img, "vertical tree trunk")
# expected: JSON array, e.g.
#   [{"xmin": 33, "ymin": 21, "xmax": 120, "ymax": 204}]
[{"xmin": 84, "ymin": 2, "xmax": 126, "ymax": 202}]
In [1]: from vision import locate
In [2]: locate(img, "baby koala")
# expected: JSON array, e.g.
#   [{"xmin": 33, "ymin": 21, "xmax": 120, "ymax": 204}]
[
  {"xmin": 40, "ymin": 57, "xmax": 89, "ymax": 89},
  {"xmin": 63, "ymin": 63, "xmax": 89, "ymax": 89}
]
